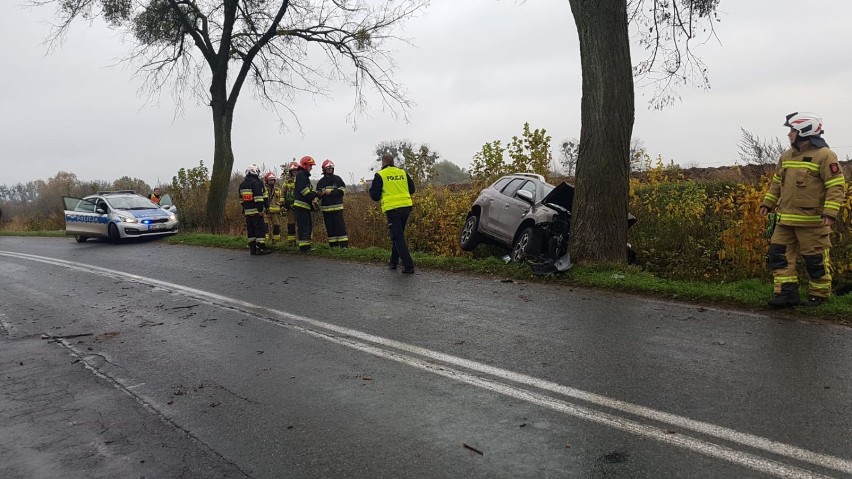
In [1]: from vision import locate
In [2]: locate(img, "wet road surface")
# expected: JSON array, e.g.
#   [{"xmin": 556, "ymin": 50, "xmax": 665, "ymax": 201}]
[{"xmin": 1, "ymin": 236, "xmax": 851, "ymax": 478}]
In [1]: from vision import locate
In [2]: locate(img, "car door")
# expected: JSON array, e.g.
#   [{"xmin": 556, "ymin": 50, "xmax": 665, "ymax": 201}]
[
  {"xmin": 63, "ymin": 196, "xmax": 106, "ymax": 237},
  {"xmin": 497, "ymin": 180, "xmax": 536, "ymax": 239},
  {"xmin": 477, "ymin": 177, "xmax": 511, "ymax": 234},
  {"xmin": 489, "ymin": 179, "xmax": 526, "ymax": 241}
]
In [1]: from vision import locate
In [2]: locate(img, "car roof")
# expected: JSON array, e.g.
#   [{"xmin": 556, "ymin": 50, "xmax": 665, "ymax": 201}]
[
  {"xmin": 498, "ymin": 173, "xmax": 554, "ymax": 188},
  {"xmin": 97, "ymin": 190, "xmax": 137, "ymax": 195},
  {"xmin": 508, "ymin": 173, "xmax": 546, "ymax": 182},
  {"xmin": 82, "ymin": 192, "xmax": 146, "ymax": 201}
]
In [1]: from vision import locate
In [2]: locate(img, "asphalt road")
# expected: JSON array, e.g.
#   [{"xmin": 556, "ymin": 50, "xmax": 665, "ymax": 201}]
[{"xmin": 1, "ymin": 236, "xmax": 851, "ymax": 479}]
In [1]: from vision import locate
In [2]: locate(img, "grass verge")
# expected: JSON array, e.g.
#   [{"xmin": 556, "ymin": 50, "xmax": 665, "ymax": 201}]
[{"xmin": 5, "ymin": 230, "xmax": 850, "ymax": 324}]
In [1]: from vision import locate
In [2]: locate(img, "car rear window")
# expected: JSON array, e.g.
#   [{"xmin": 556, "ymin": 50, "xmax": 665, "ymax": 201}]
[{"xmin": 492, "ymin": 177, "xmax": 512, "ymax": 192}]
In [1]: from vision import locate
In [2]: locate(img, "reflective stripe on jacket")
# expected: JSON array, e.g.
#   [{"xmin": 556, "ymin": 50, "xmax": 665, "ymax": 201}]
[
  {"xmin": 293, "ymin": 169, "xmax": 316, "ymax": 210},
  {"xmin": 316, "ymin": 174, "xmax": 346, "ymax": 212},
  {"xmin": 266, "ymin": 184, "xmax": 284, "ymax": 213},
  {"xmin": 281, "ymin": 175, "xmax": 296, "ymax": 207},
  {"xmin": 239, "ymin": 174, "xmax": 266, "ymax": 216},
  {"xmin": 761, "ymin": 140, "xmax": 847, "ymax": 226}
]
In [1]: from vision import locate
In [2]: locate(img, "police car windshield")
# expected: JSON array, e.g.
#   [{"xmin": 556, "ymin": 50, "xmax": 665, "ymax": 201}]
[{"xmin": 107, "ymin": 196, "xmax": 159, "ymax": 210}]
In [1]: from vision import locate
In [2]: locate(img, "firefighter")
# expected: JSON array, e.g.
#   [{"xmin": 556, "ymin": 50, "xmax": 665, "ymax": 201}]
[
  {"xmin": 239, "ymin": 164, "xmax": 272, "ymax": 256},
  {"xmin": 316, "ymin": 159, "xmax": 349, "ymax": 248},
  {"xmin": 293, "ymin": 155, "xmax": 318, "ymax": 252},
  {"xmin": 263, "ymin": 172, "xmax": 284, "ymax": 244},
  {"xmin": 281, "ymin": 161, "xmax": 299, "ymax": 246},
  {"xmin": 369, "ymin": 153, "xmax": 416, "ymax": 273},
  {"xmin": 760, "ymin": 112, "xmax": 847, "ymax": 307}
]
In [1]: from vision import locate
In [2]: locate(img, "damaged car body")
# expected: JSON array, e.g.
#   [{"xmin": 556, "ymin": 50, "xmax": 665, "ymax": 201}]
[{"xmin": 460, "ymin": 173, "xmax": 636, "ymax": 275}]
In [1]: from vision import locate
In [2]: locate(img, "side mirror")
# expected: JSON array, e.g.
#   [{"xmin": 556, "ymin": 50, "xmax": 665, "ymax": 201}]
[
  {"xmin": 95, "ymin": 207, "xmax": 107, "ymax": 215},
  {"xmin": 164, "ymin": 205, "xmax": 177, "ymax": 213},
  {"xmin": 516, "ymin": 189, "xmax": 534, "ymax": 204}
]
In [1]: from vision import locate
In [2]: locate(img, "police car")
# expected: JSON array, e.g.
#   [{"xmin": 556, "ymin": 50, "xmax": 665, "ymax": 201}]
[{"xmin": 63, "ymin": 190, "xmax": 179, "ymax": 243}]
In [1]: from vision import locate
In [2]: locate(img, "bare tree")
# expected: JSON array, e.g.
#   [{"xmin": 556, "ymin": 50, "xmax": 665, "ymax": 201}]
[
  {"xmin": 567, "ymin": 0, "xmax": 721, "ymax": 264},
  {"xmin": 629, "ymin": 0, "xmax": 722, "ymax": 110},
  {"xmin": 33, "ymin": 0, "xmax": 428, "ymax": 230},
  {"xmin": 558, "ymin": 139, "xmax": 579, "ymax": 177},
  {"xmin": 737, "ymin": 128, "xmax": 786, "ymax": 165}
]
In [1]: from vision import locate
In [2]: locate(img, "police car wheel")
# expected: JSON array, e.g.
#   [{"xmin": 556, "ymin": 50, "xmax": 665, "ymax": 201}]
[
  {"xmin": 74, "ymin": 235, "xmax": 88, "ymax": 243},
  {"xmin": 108, "ymin": 224, "xmax": 121, "ymax": 242}
]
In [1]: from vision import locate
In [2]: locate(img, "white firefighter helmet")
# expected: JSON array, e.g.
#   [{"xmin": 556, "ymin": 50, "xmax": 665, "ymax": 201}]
[
  {"xmin": 245, "ymin": 163, "xmax": 260, "ymax": 176},
  {"xmin": 784, "ymin": 112, "xmax": 824, "ymax": 137}
]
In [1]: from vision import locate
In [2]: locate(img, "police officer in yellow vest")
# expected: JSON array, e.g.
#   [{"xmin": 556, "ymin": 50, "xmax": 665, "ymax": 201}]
[
  {"xmin": 760, "ymin": 112, "xmax": 847, "ymax": 307},
  {"xmin": 370, "ymin": 153, "xmax": 416, "ymax": 273}
]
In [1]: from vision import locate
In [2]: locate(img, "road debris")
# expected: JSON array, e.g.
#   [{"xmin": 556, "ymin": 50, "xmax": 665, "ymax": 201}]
[
  {"xmin": 463, "ymin": 443, "xmax": 484, "ymax": 455},
  {"xmin": 42, "ymin": 332, "xmax": 93, "ymax": 341}
]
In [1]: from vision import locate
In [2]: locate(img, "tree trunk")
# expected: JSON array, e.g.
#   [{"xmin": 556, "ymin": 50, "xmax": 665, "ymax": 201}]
[
  {"xmin": 567, "ymin": 0, "xmax": 635, "ymax": 264},
  {"xmin": 204, "ymin": 78, "xmax": 235, "ymax": 232}
]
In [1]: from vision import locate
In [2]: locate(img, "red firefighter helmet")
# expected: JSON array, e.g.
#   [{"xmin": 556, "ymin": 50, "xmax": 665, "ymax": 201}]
[
  {"xmin": 322, "ymin": 159, "xmax": 335, "ymax": 170},
  {"xmin": 288, "ymin": 161, "xmax": 300, "ymax": 171},
  {"xmin": 263, "ymin": 172, "xmax": 276, "ymax": 183},
  {"xmin": 299, "ymin": 156, "xmax": 316, "ymax": 169}
]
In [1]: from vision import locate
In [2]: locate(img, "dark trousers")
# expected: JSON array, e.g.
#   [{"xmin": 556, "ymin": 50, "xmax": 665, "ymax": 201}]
[
  {"xmin": 245, "ymin": 214, "xmax": 266, "ymax": 243},
  {"xmin": 386, "ymin": 207, "xmax": 413, "ymax": 270},
  {"xmin": 294, "ymin": 207, "xmax": 313, "ymax": 251},
  {"xmin": 322, "ymin": 210, "xmax": 349, "ymax": 247}
]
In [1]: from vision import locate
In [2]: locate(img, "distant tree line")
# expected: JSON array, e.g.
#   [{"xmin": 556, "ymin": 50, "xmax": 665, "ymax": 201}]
[{"xmin": 0, "ymin": 172, "xmax": 157, "ymax": 226}]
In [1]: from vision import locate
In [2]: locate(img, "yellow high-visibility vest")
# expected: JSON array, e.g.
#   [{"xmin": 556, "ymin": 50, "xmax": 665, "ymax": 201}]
[{"xmin": 378, "ymin": 167, "xmax": 413, "ymax": 213}]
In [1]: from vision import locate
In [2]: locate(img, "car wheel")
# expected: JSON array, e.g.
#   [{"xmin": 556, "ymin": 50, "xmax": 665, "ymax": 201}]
[
  {"xmin": 74, "ymin": 235, "xmax": 88, "ymax": 243},
  {"xmin": 459, "ymin": 215, "xmax": 482, "ymax": 251},
  {"xmin": 108, "ymin": 223, "xmax": 121, "ymax": 243},
  {"xmin": 511, "ymin": 227, "xmax": 533, "ymax": 262}
]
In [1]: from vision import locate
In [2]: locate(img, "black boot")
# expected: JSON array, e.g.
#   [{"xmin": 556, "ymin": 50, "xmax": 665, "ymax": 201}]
[
  {"xmin": 801, "ymin": 296, "xmax": 827, "ymax": 307},
  {"xmin": 768, "ymin": 283, "xmax": 799, "ymax": 308},
  {"xmin": 249, "ymin": 242, "xmax": 257, "ymax": 255},
  {"xmin": 256, "ymin": 242, "xmax": 272, "ymax": 255}
]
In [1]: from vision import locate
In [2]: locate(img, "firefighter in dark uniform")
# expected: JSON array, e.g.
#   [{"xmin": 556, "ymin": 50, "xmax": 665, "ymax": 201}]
[
  {"xmin": 239, "ymin": 164, "xmax": 272, "ymax": 256},
  {"xmin": 316, "ymin": 159, "xmax": 349, "ymax": 248},
  {"xmin": 760, "ymin": 112, "xmax": 847, "ymax": 307},
  {"xmin": 370, "ymin": 153, "xmax": 416, "ymax": 273},
  {"xmin": 293, "ymin": 155, "xmax": 318, "ymax": 252},
  {"xmin": 281, "ymin": 161, "xmax": 299, "ymax": 246}
]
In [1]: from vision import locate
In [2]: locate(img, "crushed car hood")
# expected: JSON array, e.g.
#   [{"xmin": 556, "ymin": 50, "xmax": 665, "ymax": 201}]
[{"xmin": 542, "ymin": 182, "xmax": 574, "ymax": 211}]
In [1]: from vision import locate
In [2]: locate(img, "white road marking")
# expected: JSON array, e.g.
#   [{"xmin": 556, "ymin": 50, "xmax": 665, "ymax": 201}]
[{"xmin": 2, "ymin": 250, "xmax": 850, "ymax": 478}]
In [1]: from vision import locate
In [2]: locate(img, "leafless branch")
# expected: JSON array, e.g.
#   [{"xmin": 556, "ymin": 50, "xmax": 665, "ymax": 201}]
[{"xmin": 628, "ymin": 0, "xmax": 722, "ymax": 109}]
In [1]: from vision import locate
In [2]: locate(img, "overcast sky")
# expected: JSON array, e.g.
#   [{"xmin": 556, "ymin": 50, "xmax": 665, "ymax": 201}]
[{"xmin": 2, "ymin": 1, "xmax": 851, "ymax": 189}]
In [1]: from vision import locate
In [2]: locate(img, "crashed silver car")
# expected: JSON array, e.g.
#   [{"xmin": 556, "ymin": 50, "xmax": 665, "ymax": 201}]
[
  {"xmin": 460, "ymin": 173, "xmax": 636, "ymax": 274},
  {"xmin": 63, "ymin": 191, "xmax": 179, "ymax": 243}
]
